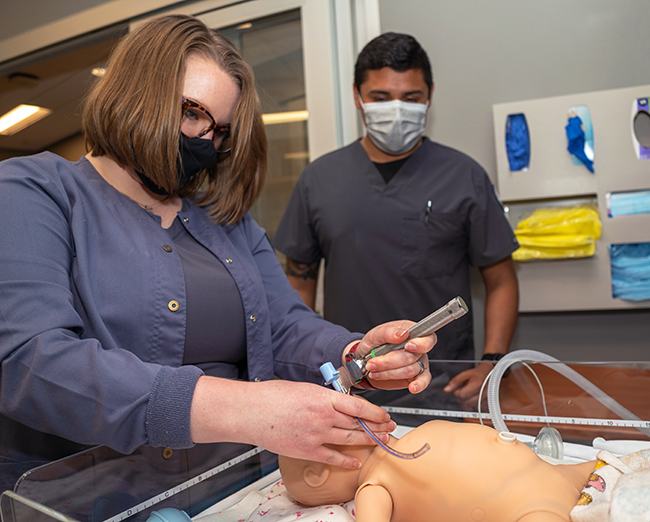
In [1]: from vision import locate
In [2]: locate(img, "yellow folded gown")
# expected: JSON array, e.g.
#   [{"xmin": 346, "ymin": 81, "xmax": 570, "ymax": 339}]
[{"xmin": 513, "ymin": 206, "xmax": 602, "ymax": 261}]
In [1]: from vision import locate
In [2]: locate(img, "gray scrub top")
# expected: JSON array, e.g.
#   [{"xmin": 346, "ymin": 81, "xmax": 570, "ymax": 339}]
[
  {"xmin": 274, "ymin": 138, "xmax": 519, "ymax": 360},
  {"xmin": 166, "ymin": 216, "xmax": 247, "ymax": 378}
]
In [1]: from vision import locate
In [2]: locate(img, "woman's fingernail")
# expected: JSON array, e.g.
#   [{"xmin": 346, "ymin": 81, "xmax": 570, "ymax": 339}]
[
  {"xmin": 366, "ymin": 362, "xmax": 375, "ymax": 372},
  {"xmin": 405, "ymin": 341, "xmax": 417, "ymax": 351},
  {"xmin": 411, "ymin": 384, "xmax": 419, "ymax": 393},
  {"xmin": 389, "ymin": 421, "xmax": 397, "ymax": 431},
  {"xmin": 394, "ymin": 328, "xmax": 408, "ymax": 337}
]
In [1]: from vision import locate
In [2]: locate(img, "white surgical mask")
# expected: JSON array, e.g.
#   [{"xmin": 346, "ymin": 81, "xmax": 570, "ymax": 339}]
[{"xmin": 359, "ymin": 97, "xmax": 428, "ymax": 155}]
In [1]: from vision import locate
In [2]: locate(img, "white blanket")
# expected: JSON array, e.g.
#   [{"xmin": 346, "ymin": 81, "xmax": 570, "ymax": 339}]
[{"xmin": 195, "ymin": 470, "xmax": 356, "ymax": 522}]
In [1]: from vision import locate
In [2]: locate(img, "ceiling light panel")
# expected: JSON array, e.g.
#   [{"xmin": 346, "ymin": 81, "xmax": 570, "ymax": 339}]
[{"xmin": 0, "ymin": 104, "xmax": 52, "ymax": 136}]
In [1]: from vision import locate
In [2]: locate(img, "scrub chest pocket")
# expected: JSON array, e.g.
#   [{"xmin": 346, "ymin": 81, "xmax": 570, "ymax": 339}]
[{"xmin": 401, "ymin": 211, "xmax": 466, "ymax": 279}]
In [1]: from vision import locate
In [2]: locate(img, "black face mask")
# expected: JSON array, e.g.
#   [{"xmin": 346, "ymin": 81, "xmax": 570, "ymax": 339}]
[{"xmin": 136, "ymin": 135, "xmax": 220, "ymax": 196}]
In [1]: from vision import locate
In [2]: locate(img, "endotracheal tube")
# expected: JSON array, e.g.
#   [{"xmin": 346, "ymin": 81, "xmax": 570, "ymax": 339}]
[{"xmin": 357, "ymin": 417, "xmax": 430, "ymax": 459}]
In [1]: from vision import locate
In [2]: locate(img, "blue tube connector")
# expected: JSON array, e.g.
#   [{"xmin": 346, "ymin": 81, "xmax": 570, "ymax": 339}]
[{"xmin": 320, "ymin": 362, "xmax": 343, "ymax": 392}]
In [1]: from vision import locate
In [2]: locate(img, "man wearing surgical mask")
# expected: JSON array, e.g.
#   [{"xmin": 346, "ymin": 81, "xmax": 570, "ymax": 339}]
[{"xmin": 274, "ymin": 33, "xmax": 519, "ymax": 407}]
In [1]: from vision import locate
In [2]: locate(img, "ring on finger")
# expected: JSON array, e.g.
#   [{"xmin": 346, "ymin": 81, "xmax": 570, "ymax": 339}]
[{"xmin": 416, "ymin": 359, "xmax": 425, "ymax": 377}]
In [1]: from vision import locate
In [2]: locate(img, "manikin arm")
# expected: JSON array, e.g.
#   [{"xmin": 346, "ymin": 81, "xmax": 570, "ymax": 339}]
[{"xmin": 354, "ymin": 484, "xmax": 393, "ymax": 522}]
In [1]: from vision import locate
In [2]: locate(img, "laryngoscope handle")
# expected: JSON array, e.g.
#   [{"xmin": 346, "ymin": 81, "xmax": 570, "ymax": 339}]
[{"xmin": 360, "ymin": 296, "xmax": 468, "ymax": 366}]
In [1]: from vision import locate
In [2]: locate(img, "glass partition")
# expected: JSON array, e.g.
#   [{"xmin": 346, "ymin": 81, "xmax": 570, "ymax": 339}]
[
  {"xmin": 9, "ymin": 356, "xmax": 650, "ymax": 521},
  {"xmin": 11, "ymin": 444, "xmax": 277, "ymax": 522},
  {"xmin": 366, "ymin": 358, "xmax": 650, "ymax": 451},
  {"xmin": 1, "ymin": 490, "xmax": 79, "ymax": 522}
]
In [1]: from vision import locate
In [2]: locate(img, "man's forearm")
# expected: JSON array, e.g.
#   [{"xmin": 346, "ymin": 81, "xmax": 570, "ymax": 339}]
[
  {"xmin": 285, "ymin": 257, "xmax": 319, "ymax": 309},
  {"xmin": 480, "ymin": 257, "xmax": 519, "ymax": 356}
]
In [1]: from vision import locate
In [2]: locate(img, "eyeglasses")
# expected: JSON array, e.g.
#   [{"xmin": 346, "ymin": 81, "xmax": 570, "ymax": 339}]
[{"xmin": 181, "ymin": 97, "xmax": 231, "ymax": 152}]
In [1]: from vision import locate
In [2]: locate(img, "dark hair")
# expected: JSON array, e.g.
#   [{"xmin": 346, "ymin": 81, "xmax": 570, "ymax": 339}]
[
  {"xmin": 83, "ymin": 14, "xmax": 267, "ymax": 225},
  {"xmin": 354, "ymin": 32, "xmax": 433, "ymax": 91}
]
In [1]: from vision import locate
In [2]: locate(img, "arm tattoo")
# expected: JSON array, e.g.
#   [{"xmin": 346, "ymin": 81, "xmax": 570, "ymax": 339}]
[{"xmin": 286, "ymin": 259, "xmax": 319, "ymax": 280}]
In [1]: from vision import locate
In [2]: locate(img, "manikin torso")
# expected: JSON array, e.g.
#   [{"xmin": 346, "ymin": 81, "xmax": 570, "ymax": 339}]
[
  {"xmin": 280, "ymin": 421, "xmax": 595, "ymax": 522},
  {"xmin": 356, "ymin": 421, "xmax": 594, "ymax": 522}
]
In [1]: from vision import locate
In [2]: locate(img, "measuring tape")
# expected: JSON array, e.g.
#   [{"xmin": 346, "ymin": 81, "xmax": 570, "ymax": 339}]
[
  {"xmin": 382, "ymin": 406, "xmax": 650, "ymax": 429},
  {"xmin": 103, "ymin": 446, "xmax": 264, "ymax": 522}
]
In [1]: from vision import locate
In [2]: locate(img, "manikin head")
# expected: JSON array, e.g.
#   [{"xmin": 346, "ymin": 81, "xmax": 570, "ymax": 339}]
[{"xmin": 279, "ymin": 445, "xmax": 374, "ymax": 506}]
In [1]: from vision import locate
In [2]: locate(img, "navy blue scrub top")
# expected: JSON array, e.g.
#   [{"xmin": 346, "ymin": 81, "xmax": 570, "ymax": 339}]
[{"xmin": 274, "ymin": 138, "xmax": 519, "ymax": 360}]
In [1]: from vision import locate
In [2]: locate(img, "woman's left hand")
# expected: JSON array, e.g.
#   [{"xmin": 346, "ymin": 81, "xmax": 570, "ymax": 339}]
[{"xmin": 345, "ymin": 321, "xmax": 436, "ymax": 394}]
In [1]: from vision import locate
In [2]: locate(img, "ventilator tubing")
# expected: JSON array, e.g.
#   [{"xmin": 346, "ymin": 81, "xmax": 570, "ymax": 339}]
[{"xmin": 486, "ymin": 350, "xmax": 650, "ymax": 439}]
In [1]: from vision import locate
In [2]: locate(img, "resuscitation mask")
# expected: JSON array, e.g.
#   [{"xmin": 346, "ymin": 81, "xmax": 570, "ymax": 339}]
[{"xmin": 359, "ymin": 96, "xmax": 428, "ymax": 155}]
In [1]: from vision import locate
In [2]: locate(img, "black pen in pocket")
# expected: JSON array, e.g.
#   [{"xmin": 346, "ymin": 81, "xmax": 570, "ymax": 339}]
[{"xmin": 424, "ymin": 199, "xmax": 432, "ymax": 223}]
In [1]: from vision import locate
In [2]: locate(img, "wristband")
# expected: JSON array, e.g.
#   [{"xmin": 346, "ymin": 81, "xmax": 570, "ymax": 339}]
[
  {"xmin": 481, "ymin": 353, "xmax": 509, "ymax": 376},
  {"xmin": 481, "ymin": 353, "xmax": 505, "ymax": 362}
]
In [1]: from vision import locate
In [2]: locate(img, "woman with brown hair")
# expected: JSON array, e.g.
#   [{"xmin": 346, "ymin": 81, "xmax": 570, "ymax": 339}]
[{"xmin": 0, "ymin": 14, "xmax": 435, "ymax": 492}]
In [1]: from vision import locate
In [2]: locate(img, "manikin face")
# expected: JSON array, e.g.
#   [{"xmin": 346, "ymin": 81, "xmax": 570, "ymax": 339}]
[{"xmin": 181, "ymin": 53, "xmax": 240, "ymax": 148}]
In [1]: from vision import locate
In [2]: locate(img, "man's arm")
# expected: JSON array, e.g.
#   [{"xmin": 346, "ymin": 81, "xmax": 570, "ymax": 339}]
[
  {"xmin": 285, "ymin": 257, "xmax": 320, "ymax": 310},
  {"xmin": 443, "ymin": 256, "xmax": 518, "ymax": 405},
  {"xmin": 479, "ymin": 255, "xmax": 519, "ymax": 358}
]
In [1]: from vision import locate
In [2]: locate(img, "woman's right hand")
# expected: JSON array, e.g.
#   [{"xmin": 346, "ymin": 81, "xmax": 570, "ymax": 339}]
[{"xmin": 190, "ymin": 376, "xmax": 395, "ymax": 468}]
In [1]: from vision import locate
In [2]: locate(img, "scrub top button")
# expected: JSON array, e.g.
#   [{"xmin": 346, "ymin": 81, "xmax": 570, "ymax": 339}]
[
  {"xmin": 162, "ymin": 448, "xmax": 174, "ymax": 459},
  {"xmin": 168, "ymin": 300, "xmax": 180, "ymax": 312},
  {"xmin": 254, "ymin": 377, "xmax": 261, "ymax": 382},
  {"xmin": 163, "ymin": 244, "xmax": 173, "ymax": 252},
  {"xmin": 249, "ymin": 315, "xmax": 256, "ymax": 323},
  {"xmin": 183, "ymin": 217, "xmax": 189, "ymax": 223},
  {"xmin": 225, "ymin": 258, "xmax": 233, "ymax": 264}
]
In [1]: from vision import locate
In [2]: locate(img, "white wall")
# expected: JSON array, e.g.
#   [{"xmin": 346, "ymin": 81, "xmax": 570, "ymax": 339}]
[
  {"xmin": 378, "ymin": 0, "xmax": 650, "ymax": 360},
  {"xmin": 379, "ymin": 0, "xmax": 650, "ymax": 178}
]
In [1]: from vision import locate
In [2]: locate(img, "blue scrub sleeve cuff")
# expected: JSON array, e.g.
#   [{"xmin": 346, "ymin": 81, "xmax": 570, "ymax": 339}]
[
  {"xmin": 324, "ymin": 332, "xmax": 364, "ymax": 368},
  {"xmin": 146, "ymin": 365, "xmax": 205, "ymax": 449}
]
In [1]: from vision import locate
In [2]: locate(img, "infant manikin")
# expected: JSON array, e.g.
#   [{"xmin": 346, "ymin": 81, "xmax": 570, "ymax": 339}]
[{"xmin": 279, "ymin": 420, "xmax": 596, "ymax": 522}]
